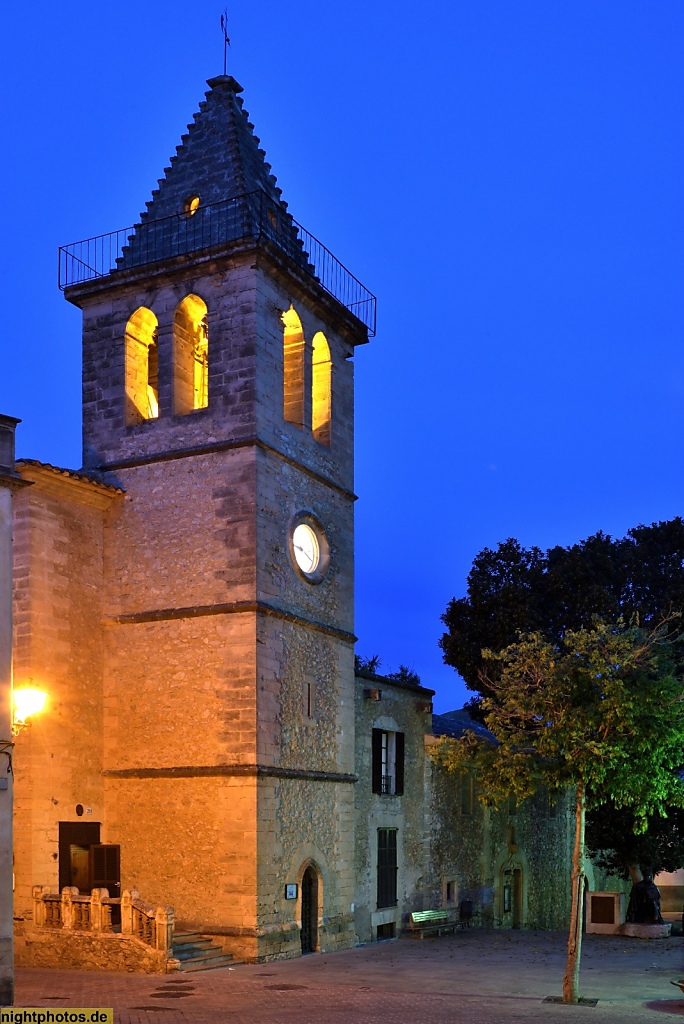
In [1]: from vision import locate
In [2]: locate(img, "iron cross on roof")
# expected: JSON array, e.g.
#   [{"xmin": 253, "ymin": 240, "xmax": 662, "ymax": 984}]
[{"xmin": 220, "ymin": 9, "xmax": 230, "ymax": 76}]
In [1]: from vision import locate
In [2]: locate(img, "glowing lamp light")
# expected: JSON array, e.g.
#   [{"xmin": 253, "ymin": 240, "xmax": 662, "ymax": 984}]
[{"xmin": 13, "ymin": 688, "xmax": 47, "ymax": 731}]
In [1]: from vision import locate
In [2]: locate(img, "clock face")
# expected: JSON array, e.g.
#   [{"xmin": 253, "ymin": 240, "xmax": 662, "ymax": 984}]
[{"xmin": 292, "ymin": 523, "xmax": 320, "ymax": 575}]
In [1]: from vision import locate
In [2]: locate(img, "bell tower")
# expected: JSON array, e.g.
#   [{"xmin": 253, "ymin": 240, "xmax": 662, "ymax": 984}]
[{"xmin": 60, "ymin": 75, "xmax": 374, "ymax": 960}]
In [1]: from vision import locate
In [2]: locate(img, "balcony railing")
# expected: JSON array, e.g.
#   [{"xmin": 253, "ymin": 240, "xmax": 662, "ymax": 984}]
[{"xmin": 59, "ymin": 190, "xmax": 376, "ymax": 336}]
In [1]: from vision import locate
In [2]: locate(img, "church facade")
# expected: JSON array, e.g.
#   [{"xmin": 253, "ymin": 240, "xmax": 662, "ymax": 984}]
[{"xmin": 6, "ymin": 74, "xmax": 580, "ymax": 968}]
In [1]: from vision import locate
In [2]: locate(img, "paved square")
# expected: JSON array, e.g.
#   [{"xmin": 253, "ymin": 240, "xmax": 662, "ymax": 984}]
[{"xmin": 13, "ymin": 931, "xmax": 684, "ymax": 1023}]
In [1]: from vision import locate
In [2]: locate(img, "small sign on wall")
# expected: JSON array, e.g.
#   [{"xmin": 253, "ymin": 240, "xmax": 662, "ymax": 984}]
[{"xmin": 285, "ymin": 884, "xmax": 298, "ymax": 900}]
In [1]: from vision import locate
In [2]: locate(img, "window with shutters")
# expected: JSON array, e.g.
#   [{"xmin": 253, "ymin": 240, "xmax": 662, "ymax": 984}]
[
  {"xmin": 377, "ymin": 829, "xmax": 398, "ymax": 909},
  {"xmin": 371, "ymin": 729, "xmax": 404, "ymax": 796}
]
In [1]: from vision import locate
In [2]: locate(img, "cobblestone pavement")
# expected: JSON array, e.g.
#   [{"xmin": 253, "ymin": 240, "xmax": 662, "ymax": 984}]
[{"xmin": 13, "ymin": 930, "xmax": 684, "ymax": 1024}]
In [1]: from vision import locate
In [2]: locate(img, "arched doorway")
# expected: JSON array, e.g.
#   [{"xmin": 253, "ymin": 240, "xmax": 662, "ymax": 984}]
[
  {"xmin": 300, "ymin": 865, "xmax": 319, "ymax": 954},
  {"xmin": 495, "ymin": 845, "xmax": 529, "ymax": 930}
]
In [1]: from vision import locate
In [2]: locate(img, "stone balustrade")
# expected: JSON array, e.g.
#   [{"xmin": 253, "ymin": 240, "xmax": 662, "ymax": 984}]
[{"xmin": 31, "ymin": 886, "xmax": 174, "ymax": 954}]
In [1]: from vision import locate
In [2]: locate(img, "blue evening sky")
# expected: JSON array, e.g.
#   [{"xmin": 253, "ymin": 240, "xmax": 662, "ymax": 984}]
[{"xmin": 2, "ymin": 2, "xmax": 683, "ymax": 712}]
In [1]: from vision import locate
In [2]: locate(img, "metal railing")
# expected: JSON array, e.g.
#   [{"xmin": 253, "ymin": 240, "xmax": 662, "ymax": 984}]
[{"xmin": 59, "ymin": 190, "xmax": 376, "ymax": 336}]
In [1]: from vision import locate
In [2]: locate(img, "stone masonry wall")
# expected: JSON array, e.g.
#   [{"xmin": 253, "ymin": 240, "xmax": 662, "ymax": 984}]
[
  {"xmin": 103, "ymin": 775, "xmax": 257, "ymax": 953},
  {"xmin": 12, "ymin": 468, "xmax": 117, "ymax": 919},
  {"xmin": 104, "ymin": 448, "xmax": 257, "ymax": 616},
  {"xmin": 354, "ymin": 676, "xmax": 435, "ymax": 943},
  {"xmin": 14, "ymin": 924, "xmax": 168, "ymax": 973},
  {"xmin": 428, "ymin": 760, "xmax": 575, "ymax": 930},
  {"xmin": 79, "ymin": 257, "xmax": 259, "ymax": 469}
]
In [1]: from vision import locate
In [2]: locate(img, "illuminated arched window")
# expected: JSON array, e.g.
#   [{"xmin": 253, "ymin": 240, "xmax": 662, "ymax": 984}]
[
  {"xmin": 282, "ymin": 306, "xmax": 305, "ymax": 428},
  {"xmin": 173, "ymin": 294, "xmax": 209, "ymax": 415},
  {"xmin": 312, "ymin": 332, "xmax": 331, "ymax": 446},
  {"xmin": 125, "ymin": 307, "xmax": 159, "ymax": 425}
]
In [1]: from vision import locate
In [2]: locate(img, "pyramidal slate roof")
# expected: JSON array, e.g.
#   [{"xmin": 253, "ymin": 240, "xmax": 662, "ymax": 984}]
[{"xmin": 140, "ymin": 75, "xmax": 287, "ymax": 224}]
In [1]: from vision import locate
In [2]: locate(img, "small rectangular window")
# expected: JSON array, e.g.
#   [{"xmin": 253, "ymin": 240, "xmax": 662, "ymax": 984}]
[
  {"xmin": 445, "ymin": 879, "xmax": 457, "ymax": 905},
  {"xmin": 376, "ymin": 922, "xmax": 396, "ymax": 940},
  {"xmin": 377, "ymin": 828, "xmax": 398, "ymax": 909}
]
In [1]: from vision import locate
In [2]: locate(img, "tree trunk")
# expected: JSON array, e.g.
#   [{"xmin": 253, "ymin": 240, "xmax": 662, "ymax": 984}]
[
  {"xmin": 563, "ymin": 781, "xmax": 586, "ymax": 1004},
  {"xmin": 627, "ymin": 864, "xmax": 643, "ymax": 885}
]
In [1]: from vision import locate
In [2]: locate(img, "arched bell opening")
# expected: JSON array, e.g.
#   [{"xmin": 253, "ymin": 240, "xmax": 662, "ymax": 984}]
[
  {"xmin": 311, "ymin": 331, "xmax": 331, "ymax": 446},
  {"xmin": 124, "ymin": 307, "xmax": 159, "ymax": 425},
  {"xmin": 282, "ymin": 305, "xmax": 305, "ymax": 429},
  {"xmin": 173, "ymin": 293, "xmax": 209, "ymax": 414}
]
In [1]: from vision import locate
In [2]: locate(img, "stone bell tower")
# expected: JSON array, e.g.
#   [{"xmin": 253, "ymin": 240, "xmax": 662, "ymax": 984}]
[{"xmin": 60, "ymin": 75, "xmax": 375, "ymax": 960}]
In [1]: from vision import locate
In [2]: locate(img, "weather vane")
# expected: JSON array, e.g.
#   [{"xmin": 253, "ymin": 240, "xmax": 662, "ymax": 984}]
[{"xmin": 220, "ymin": 9, "xmax": 230, "ymax": 76}]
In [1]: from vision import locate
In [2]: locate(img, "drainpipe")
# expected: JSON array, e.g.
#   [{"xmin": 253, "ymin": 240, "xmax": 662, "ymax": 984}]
[{"xmin": 0, "ymin": 415, "xmax": 29, "ymax": 1006}]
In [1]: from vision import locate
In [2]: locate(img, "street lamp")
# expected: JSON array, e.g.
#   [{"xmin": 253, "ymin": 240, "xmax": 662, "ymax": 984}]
[{"xmin": 12, "ymin": 687, "xmax": 47, "ymax": 734}]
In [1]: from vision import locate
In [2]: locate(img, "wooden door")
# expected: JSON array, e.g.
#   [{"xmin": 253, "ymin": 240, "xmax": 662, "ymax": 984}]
[
  {"xmin": 58, "ymin": 822, "xmax": 100, "ymax": 893},
  {"xmin": 512, "ymin": 868, "xmax": 522, "ymax": 929}
]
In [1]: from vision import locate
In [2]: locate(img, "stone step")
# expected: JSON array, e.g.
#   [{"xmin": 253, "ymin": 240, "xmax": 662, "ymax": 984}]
[
  {"xmin": 177, "ymin": 953, "xmax": 236, "ymax": 973},
  {"xmin": 173, "ymin": 944, "xmax": 226, "ymax": 962},
  {"xmin": 170, "ymin": 932, "xmax": 235, "ymax": 972},
  {"xmin": 173, "ymin": 939, "xmax": 216, "ymax": 955}
]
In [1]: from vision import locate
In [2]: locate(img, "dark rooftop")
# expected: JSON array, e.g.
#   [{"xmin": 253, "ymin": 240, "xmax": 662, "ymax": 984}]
[{"xmin": 432, "ymin": 708, "xmax": 494, "ymax": 742}]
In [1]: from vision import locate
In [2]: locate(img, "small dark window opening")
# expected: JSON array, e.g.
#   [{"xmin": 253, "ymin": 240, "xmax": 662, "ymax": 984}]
[
  {"xmin": 377, "ymin": 828, "xmax": 398, "ymax": 909},
  {"xmin": 461, "ymin": 773, "xmax": 474, "ymax": 815},
  {"xmin": 371, "ymin": 729, "xmax": 405, "ymax": 796},
  {"xmin": 376, "ymin": 922, "xmax": 396, "ymax": 940}
]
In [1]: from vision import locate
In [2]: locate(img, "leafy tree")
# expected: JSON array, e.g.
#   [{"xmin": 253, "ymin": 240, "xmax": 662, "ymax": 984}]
[
  {"xmin": 440, "ymin": 519, "xmax": 684, "ymax": 694},
  {"xmin": 431, "ymin": 620, "xmax": 684, "ymax": 1004},
  {"xmin": 586, "ymin": 802, "xmax": 684, "ymax": 882},
  {"xmin": 439, "ymin": 519, "xmax": 684, "ymax": 874},
  {"xmin": 386, "ymin": 664, "xmax": 422, "ymax": 686}
]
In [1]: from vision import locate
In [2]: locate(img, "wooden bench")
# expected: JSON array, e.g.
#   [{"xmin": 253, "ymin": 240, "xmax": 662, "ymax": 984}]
[{"xmin": 406, "ymin": 909, "xmax": 456, "ymax": 939}]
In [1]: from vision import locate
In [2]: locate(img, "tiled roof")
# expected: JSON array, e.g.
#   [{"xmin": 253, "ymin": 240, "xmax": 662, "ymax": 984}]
[{"xmin": 16, "ymin": 459, "xmax": 125, "ymax": 494}]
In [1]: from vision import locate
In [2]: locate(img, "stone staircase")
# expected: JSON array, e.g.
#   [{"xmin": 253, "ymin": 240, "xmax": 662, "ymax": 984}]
[{"xmin": 172, "ymin": 932, "xmax": 236, "ymax": 972}]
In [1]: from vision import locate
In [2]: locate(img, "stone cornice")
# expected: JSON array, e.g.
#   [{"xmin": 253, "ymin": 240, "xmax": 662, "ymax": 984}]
[
  {"xmin": 0, "ymin": 469, "xmax": 31, "ymax": 492},
  {"xmin": 97, "ymin": 435, "xmax": 356, "ymax": 501},
  {"xmin": 103, "ymin": 599, "xmax": 356, "ymax": 643},
  {"xmin": 103, "ymin": 763, "xmax": 357, "ymax": 783}
]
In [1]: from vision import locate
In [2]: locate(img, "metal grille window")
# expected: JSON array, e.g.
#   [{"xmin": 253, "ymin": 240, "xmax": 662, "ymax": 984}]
[
  {"xmin": 372, "ymin": 730, "xmax": 405, "ymax": 796},
  {"xmin": 377, "ymin": 829, "xmax": 398, "ymax": 909}
]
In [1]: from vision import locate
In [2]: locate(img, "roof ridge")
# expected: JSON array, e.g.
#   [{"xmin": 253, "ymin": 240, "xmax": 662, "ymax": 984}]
[{"xmin": 16, "ymin": 459, "xmax": 125, "ymax": 493}]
